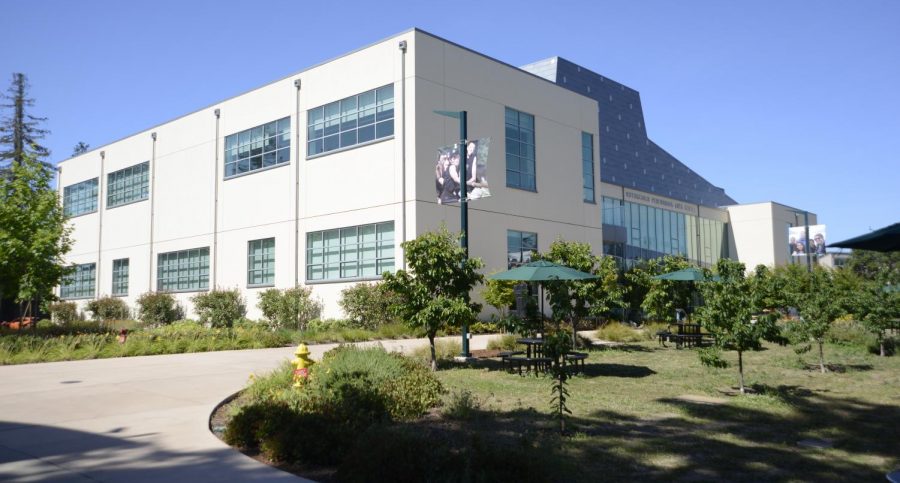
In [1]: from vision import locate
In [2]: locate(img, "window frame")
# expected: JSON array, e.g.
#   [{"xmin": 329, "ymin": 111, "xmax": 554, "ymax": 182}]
[
  {"xmin": 306, "ymin": 84, "xmax": 395, "ymax": 159},
  {"xmin": 507, "ymin": 230, "xmax": 538, "ymax": 269},
  {"xmin": 305, "ymin": 221, "xmax": 394, "ymax": 284},
  {"xmin": 156, "ymin": 247, "xmax": 210, "ymax": 293},
  {"xmin": 223, "ymin": 117, "xmax": 292, "ymax": 179},
  {"xmin": 504, "ymin": 107, "xmax": 537, "ymax": 192},
  {"xmin": 111, "ymin": 258, "xmax": 129, "ymax": 296},
  {"xmin": 63, "ymin": 178, "xmax": 99, "ymax": 217},
  {"xmin": 106, "ymin": 161, "xmax": 150, "ymax": 209},
  {"xmin": 60, "ymin": 262, "xmax": 96, "ymax": 299},
  {"xmin": 582, "ymin": 132, "xmax": 595, "ymax": 203},
  {"xmin": 247, "ymin": 238, "xmax": 276, "ymax": 287}
]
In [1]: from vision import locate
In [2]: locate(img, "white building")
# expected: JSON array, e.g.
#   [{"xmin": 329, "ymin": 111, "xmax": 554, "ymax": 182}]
[{"xmin": 57, "ymin": 29, "xmax": 602, "ymax": 319}]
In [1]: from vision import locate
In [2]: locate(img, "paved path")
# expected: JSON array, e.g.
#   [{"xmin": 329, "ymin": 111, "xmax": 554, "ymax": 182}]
[{"xmin": 0, "ymin": 334, "xmax": 498, "ymax": 482}]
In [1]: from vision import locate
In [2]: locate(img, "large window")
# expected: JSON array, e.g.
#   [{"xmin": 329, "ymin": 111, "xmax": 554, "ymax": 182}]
[
  {"xmin": 107, "ymin": 162, "xmax": 149, "ymax": 208},
  {"xmin": 582, "ymin": 132, "xmax": 595, "ymax": 202},
  {"xmin": 63, "ymin": 178, "xmax": 98, "ymax": 217},
  {"xmin": 307, "ymin": 84, "xmax": 394, "ymax": 156},
  {"xmin": 505, "ymin": 107, "xmax": 536, "ymax": 191},
  {"xmin": 224, "ymin": 117, "xmax": 291, "ymax": 178},
  {"xmin": 61, "ymin": 262, "xmax": 96, "ymax": 299},
  {"xmin": 306, "ymin": 222, "xmax": 394, "ymax": 282},
  {"xmin": 247, "ymin": 238, "xmax": 275, "ymax": 287},
  {"xmin": 157, "ymin": 247, "xmax": 209, "ymax": 292},
  {"xmin": 507, "ymin": 230, "xmax": 538, "ymax": 269},
  {"xmin": 112, "ymin": 258, "xmax": 129, "ymax": 296}
]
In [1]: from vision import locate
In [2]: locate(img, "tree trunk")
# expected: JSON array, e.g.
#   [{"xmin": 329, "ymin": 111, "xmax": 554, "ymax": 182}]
[
  {"xmin": 880, "ymin": 339, "xmax": 885, "ymax": 358},
  {"xmin": 738, "ymin": 350, "xmax": 745, "ymax": 394},
  {"xmin": 428, "ymin": 334, "xmax": 437, "ymax": 372},
  {"xmin": 818, "ymin": 340, "xmax": 827, "ymax": 373}
]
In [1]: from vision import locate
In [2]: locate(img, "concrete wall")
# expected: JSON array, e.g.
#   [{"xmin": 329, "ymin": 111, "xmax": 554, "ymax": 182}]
[{"xmin": 726, "ymin": 202, "xmax": 817, "ymax": 270}]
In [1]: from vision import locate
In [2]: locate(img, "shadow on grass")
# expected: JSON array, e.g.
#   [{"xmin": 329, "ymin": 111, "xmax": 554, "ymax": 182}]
[{"xmin": 580, "ymin": 363, "xmax": 656, "ymax": 378}]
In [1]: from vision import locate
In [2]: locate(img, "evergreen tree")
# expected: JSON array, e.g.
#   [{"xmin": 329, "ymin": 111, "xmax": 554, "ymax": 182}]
[
  {"xmin": 0, "ymin": 73, "xmax": 51, "ymax": 172},
  {"xmin": 72, "ymin": 142, "xmax": 90, "ymax": 156}
]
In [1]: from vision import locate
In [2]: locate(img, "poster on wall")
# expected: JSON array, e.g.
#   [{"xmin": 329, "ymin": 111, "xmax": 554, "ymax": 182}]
[
  {"xmin": 435, "ymin": 138, "xmax": 491, "ymax": 204},
  {"xmin": 788, "ymin": 224, "xmax": 827, "ymax": 256}
]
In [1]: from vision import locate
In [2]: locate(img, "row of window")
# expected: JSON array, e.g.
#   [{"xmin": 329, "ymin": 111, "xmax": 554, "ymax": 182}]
[
  {"xmin": 63, "ymin": 161, "xmax": 151, "ymax": 217},
  {"xmin": 60, "ymin": 222, "xmax": 398, "ymax": 298},
  {"xmin": 601, "ymin": 196, "xmax": 728, "ymax": 267}
]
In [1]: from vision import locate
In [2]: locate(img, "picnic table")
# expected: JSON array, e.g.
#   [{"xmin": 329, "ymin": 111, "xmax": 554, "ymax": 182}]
[
  {"xmin": 657, "ymin": 323, "xmax": 715, "ymax": 348},
  {"xmin": 502, "ymin": 337, "xmax": 587, "ymax": 375}
]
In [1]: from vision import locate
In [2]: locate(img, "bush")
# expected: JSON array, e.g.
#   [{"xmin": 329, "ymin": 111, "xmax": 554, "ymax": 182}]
[
  {"xmin": 469, "ymin": 321, "xmax": 500, "ymax": 334},
  {"xmin": 827, "ymin": 319, "xmax": 875, "ymax": 347},
  {"xmin": 257, "ymin": 287, "xmax": 322, "ymax": 330},
  {"xmin": 442, "ymin": 388, "xmax": 482, "ymax": 420},
  {"xmin": 338, "ymin": 282, "xmax": 398, "ymax": 329},
  {"xmin": 487, "ymin": 334, "xmax": 520, "ymax": 351},
  {"xmin": 596, "ymin": 322, "xmax": 644, "ymax": 343},
  {"xmin": 47, "ymin": 301, "xmax": 78, "ymax": 324},
  {"xmin": 85, "ymin": 296, "xmax": 130, "ymax": 322},
  {"xmin": 192, "ymin": 288, "xmax": 246, "ymax": 328},
  {"xmin": 136, "ymin": 292, "xmax": 182, "ymax": 325}
]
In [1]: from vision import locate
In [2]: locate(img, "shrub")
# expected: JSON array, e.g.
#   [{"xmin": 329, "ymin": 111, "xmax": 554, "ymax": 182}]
[
  {"xmin": 410, "ymin": 339, "xmax": 462, "ymax": 367},
  {"xmin": 257, "ymin": 287, "xmax": 322, "ymax": 330},
  {"xmin": 136, "ymin": 292, "xmax": 182, "ymax": 325},
  {"xmin": 338, "ymin": 282, "xmax": 398, "ymax": 329},
  {"xmin": 47, "ymin": 301, "xmax": 78, "ymax": 324},
  {"xmin": 85, "ymin": 296, "xmax": 130, "ymax": 322},
  {"xmin": 487, "ymin": 334, "xmax": 520, "ymax": 351},
  {"xmin": 442, "ymin": 388, "xmax": 481, "ymax": 420},
  {"xmin": 192, "ymin": 288, "xmax": 246, "ymax": 328},
  {"xmin": 469, "ymin": 321, "xmax": 500, "ymax": 334},
  {"xmin": 596, "ymin": 322, "xmax": 644, "ymax": 343},
  {"xmin": 827, "ymin": 319, "xmax": 875, "ymax": 347}
]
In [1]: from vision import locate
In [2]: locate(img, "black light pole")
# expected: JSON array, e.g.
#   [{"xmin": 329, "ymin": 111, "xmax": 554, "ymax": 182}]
[
  {"xmin": 434, "ymin": 109, "xmax": 470, "ymax": 358},
  {"xmin": 791, "ymin": 210, "xmax": 813, "ymax": 273}
]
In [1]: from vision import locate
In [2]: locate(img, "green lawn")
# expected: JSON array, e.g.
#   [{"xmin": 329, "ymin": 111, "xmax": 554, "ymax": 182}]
[{"xmin": 434, "ymin": 341, "xmax": 900, "ymax": 481}]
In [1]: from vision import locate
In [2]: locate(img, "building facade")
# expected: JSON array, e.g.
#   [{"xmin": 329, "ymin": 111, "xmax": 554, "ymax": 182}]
[
  {"xmin": 57, "ymin": 29, "xmax": 820, "ymax": 321},
  {"xmin": 57, "ymin": 30, "xmax": 601, "ymax": 319}
]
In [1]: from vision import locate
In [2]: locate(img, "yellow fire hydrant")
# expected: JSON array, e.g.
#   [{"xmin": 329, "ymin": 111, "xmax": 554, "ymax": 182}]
[{"xmin": 291, "ymin": 343, "xmax": 314, "ymax": 388}]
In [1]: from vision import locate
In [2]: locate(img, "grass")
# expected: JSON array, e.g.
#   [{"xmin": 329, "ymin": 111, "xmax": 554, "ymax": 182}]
[{"xmin": 432, "ymin": 340, "xmax": 900, "ymax": 482}]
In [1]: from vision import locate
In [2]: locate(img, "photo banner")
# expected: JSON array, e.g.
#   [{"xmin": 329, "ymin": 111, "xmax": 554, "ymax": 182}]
[
  {"xmin": 435, "ymin": 138, "xmax": 491, "ymax": 204},
  {"xmin": 788, "ymin": 224, "xmax": 827, "ymax": 256}
]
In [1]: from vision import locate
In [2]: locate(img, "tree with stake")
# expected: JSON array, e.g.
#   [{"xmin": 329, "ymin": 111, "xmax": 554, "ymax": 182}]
[
  {"xmin": 697, "ymin": 259, "xmax": 782, "ymax": 394},
  {"xmin": 383, "ymin": 227, "xmax": 483, "ymax": 371},
  {"xmin": 788, "ymin": 267, "xmax": 845, "ymax": 373}
]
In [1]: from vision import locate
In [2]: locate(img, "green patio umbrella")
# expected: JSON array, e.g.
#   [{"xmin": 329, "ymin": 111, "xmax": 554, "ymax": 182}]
[
  {"xmin": 830, "ymin": 222, "xmax": 900, "ymax": 252},
  {"xmin": 652, "ymin": 267, "xmax": 720, "ymax": 282},
  {"xmin": 489, "ymin": 260, "xmax": 597, "ymax": 339}
]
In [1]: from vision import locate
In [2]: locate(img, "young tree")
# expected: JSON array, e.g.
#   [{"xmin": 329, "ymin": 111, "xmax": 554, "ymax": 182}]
[
  {"xmin": 0, "ymin": 153, "xmax": 72, "ymax": 319},
  {"xmin": 0, "ymin": 73, "xmax": 51, "ymax": 171},
  {"xmin": 855, "ymin": 282, "xmax": 900, "ymax": 357},
  {"xmin": 789, "ymin": 267, "xmax": 846, "ymax": 373},
  {"xmin": 535, "ymin": 239, "xmax": 624, "ymax": 343},
  {"xmin": 624, "ymin": 255, "xmax": 694, "ymax": 323},
  {"xmin": 481, "ymin": 277, "xmax": 517, "ymax": 319},
  {"xmin": 382, "ymin": 228, "xmax": 483, "ymax": 371},
  {"xmin": 698, "ymin": 259, "xmax": 781, "ymax": 394}
]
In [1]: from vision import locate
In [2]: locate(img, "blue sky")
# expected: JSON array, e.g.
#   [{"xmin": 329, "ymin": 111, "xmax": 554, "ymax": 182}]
[{"xmin": 2, "ymin": 0, "xmax": 898, "ymax": 244}]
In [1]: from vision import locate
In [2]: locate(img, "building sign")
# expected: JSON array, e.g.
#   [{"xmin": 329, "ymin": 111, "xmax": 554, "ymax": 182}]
[
  {"xmin": 435, "ymin": 138, "xmax": 491, "ymax": 204},
  {"xmin": 623, "ymin": 188, "xmax": 698, "ymax": 216},
  {"xmin": 789, "ymin": 224, "xmax": 827, "ymax": 256}
]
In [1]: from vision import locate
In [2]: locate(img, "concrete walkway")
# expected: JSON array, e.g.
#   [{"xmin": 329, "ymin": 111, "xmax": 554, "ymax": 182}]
[{"xmin": 0, "ymin": 334, "xmax": 498, "ymax": 482}]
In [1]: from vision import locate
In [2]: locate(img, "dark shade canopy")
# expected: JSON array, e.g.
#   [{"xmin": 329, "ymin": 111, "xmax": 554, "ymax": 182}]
[
  {"xmin": 652, "ymin": 267, "xmax": 720, "ymax": 282},
  {"xmin": 830, "ymin": 223, "xmax": 900, "ymax": 252},
  {"xmin": 488, "ymin": 260, "xmax": 597, "ymax": 282}
]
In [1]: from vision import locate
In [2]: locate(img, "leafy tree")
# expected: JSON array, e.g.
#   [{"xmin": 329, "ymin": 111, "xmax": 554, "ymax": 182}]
[
  {"xmin": 855, "ymin": 282, "xmax": 900, "ymax": 357},
  {"xmin": 534, "ymin": 239, "xmax": 624, "ymax": 343},
  {"xmin": 788, "ymin": 267, "xmax": 846, "ymax": 373},
  {"xmin": 624, "ymin": 256, "xmax": 694, "ymax": 323},
  {"xmin": 543, "ymin": 330, "xmax": 573, "ymax": 433},
  {"xmin": 0, "ymin": 153, "xmax": 72, "ymax": 319},
  {"xmin": 383, "ymin": 228, "xmax": 483, "ymax": 371},
  {"xmin": 71, "ymin": 142, "xmax": 90, "ymax": 156},
  {"xmin": 481, "ymin": 276, "xmax": 517, "ymax": 319},
  {"xmin": 0, "ymin": 73, "xmax": 51, "ymax": 172},
  {"xmin": 698, "ymin": 259, "xmax": 783, "ymax": 394},
  {"xmin": 846, "ymin": 249, "xmax": 900, "ymax": 285}
]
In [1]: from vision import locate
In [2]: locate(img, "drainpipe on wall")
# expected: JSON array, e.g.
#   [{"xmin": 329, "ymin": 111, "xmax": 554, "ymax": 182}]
[
  {"xmin": 398, "ymin": 39, "xmax": 408, "ymax": 269},
  {"xmin": 148, "ymin": 132, "xmax": 157, "ymax": 291},
  {"xmin": 213, "ymin": 109, "xmax": 221, "ymax": 288},
  {"xmin": 294, "ymin": 79, "xmax": 302, "ymax": 287},
  {"xmin": 97, "ymin": 151, "xmax": 105, "ymax": 298}
]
